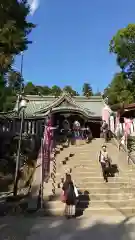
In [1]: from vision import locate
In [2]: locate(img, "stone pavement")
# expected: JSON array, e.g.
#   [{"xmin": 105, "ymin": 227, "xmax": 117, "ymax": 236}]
[{"xmin": 0, "ymin": 215, "xmax": 135, "ymax": 239}]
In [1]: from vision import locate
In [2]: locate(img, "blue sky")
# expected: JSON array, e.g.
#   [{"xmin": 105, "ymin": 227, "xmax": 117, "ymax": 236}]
[{"xmin": 15, "ymin": 0, "xmax": 135, "ymax": 94}]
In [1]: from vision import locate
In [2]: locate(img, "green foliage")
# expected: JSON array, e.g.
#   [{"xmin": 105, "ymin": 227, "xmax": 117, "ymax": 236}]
[
  {"xmin": 2, "ymin": 95, "xmax": 17, "ymax": 112},
  {"xmin": 24, "ymin": 82, "xmax": 37, "ymax": 95},
  {"xmin": 0, "ymin": 0, "xmax": 35, "ymax": 73},
  {"xmin": 36, "ymin": 85, "xmax": 51, "ymax": 95},
  {"xmin": 8, "ymin": 70, "xmax": 24, "ymax": 92},
  {"xmin": 1, "ymin": 81, "xmax": 81, "ymax": 111},
  {"xmin": 0, "ymin": 0, "xmax": 35, "ymax": 111},
  {"xmin": 51, "ymin": 85, "xmax": 62, "ymax": 97},
  {"xmin": 63, "ymin": 85, "xmax": 79, "ymax": 96},
  {"xmin": 110, "ymin": 24, "xmax": 135, "ymax": 93},
  {"xmin": 104, "ymin": 72, "xmax": 134, "ymax": 106},
  {"xmin": 82, "ymin": 83, "xmax": 93, "ymax": 97},
  {"xmin": 0, "ymin": 74, "xmax": 6, "ymax": 111},
  {"xmin": 109, "ymin": 24, "xmax": 135, "ymax": 104},
  {"xmin": 110, "ymin": 24, "xmax": 135, "ymax": 74}
]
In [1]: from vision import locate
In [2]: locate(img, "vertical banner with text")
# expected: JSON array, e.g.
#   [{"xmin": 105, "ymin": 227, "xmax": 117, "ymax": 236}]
[{"xmin": 42, "ymin": 119, "xmax": 53, "ymax": 182}]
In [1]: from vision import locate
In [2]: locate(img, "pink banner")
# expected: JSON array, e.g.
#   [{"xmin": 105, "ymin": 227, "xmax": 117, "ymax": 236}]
[
  {"xmin": 102, "ymin": 106, "xmax": 110, "ymax": 124},
  {"xmin": 124, "ymin": 118, "xmax": 133, "ymax": 136}
]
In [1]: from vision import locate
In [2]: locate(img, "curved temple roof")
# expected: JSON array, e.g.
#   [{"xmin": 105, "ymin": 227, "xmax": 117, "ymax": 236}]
[
  {"xmin": 1, "ymin": 92, "xmax": 112, "ymax": 119},
  {"xmin": 22, "ymin": 92, "xmax": 108, "ymax": 119}
]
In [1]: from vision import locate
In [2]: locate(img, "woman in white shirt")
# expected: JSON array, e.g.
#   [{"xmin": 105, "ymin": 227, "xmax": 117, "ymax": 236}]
[{"xmin": 99, "ymin": 145, "xmax": 110, "ymax": 182}]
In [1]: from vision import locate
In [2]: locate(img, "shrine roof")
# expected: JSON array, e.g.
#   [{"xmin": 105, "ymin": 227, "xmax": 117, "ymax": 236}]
[
  {"xmin": 21, "ymin": 93, "xmax": 106, "ymax": 118},
  {"xmin": 1, "ymin": 92, "xmax": 111, "ymax": 119}
]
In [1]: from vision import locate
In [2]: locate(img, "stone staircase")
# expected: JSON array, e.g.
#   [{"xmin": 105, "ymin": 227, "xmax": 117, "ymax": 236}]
[{"xmin": 44, "ymin": 138, "xmax": 135, "ymax": 217}]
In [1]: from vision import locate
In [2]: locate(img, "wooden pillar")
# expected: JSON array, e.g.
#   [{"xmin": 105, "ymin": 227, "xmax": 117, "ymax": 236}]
[
  {"xmin": 32, "ymin": 120, "xmax": 35, "ymax": 134},
  {"xmin": 23, "ymin": 120, "xmax": 27, "ymax": 133},
  {"xmin": 28, "ymin": 121, "xmax": 32, "ymax": 134},
  {"xmin": 35, "ymin": 120, "xmax": 38, "ymax": 135},
  {"xmin": 8, "ymin": 121, "xmax": 11, "ymax": 132},
  {"xmin": 36, "ymin": 120, "xmax": 39, "ymax": 135},
  {"xmin": 12, "ymin": 119, "xmax": 16, "ymax": 134},
  {"xmin": 40, "ymin": 120, "xmax": 44, "ymax": 137},
  {"xmin": 16, "ymin": 120, "xmax": 20, "ymax": 134}
]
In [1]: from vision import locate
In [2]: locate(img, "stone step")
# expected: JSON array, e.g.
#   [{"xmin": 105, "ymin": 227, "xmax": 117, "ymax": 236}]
[
  {"xmin": 84, "ymin": 207, "xmax": 135, "ymax": 217},
  {"xmin": 70, "ymin": 168, "xmax": 135, "ymax": 177},
  {"xmin": 71, "ymin": 162, "xmax": 99, "ymax": 166},
  {"xmin": 78, "ymin": 186, "xmax": 135, "ymax": 194},
  {"xmin": 71, "ymin": 167, "xmax": 106, "ymax": 173},
  {"xmin": 54, "ymin": 177, "xmax": 135, "ymax": 188},
  {"xmin": 89, "ymin": 192, "xmax": 135, "ymax": 200},
  {"xmin": 53, "ymin": 187, "xmax": 135, "ymax": 199},
  {"xmin": 76, "ymin": 181, "xmax": 134, "ymax": 188},
  {"xmin": 42, "ymin": 139, "xmax": 135, "ymax": 218},
  {"xmin": 44, "ymin": 200, "xmax": 135, "ymax": 217},
  {"xmin": 71, "ymin": 167, "xmax": 132, "ymax": 174},
  {"xmin": 74, "ymin": 176, "xmax": 135, "ymax": 183},
  {"xmin": 49, "ymin": 190, "xmax": 135, "ymax": 201},
  {"xmin": 71, "ymin": 171, "xmax": 135, "ymax": 178},
  {"xmin": 53, "ymin": 175, "xmax": 129, "ymax": 184}
]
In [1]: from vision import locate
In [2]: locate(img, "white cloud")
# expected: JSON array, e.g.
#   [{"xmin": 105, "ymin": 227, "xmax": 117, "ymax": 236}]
[{"xmin": 28, "ymin": 0, "xmax": 40, "ymax": 16}]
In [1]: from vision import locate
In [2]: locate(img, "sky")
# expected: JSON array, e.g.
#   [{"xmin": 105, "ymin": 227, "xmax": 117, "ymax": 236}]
[{"xmin": 15, "ymin": 0, "xmax": 135, "ymax": 94}]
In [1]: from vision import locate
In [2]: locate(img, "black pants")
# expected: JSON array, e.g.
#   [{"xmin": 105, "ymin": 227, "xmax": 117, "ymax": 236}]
[
  {"xmin": 103, "ymin": 131, "xmax": 108, "ymax": 142},
  {"xmin": 101, "ymin": 162, "xmax": 108, "ymax": 182}
]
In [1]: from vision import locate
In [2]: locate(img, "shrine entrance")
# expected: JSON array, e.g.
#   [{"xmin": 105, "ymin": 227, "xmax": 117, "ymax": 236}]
[
  {"xmin": 51, "ymin": 110, "xmax": 101, "ymax": 139},
  {"xmin": 88, "ymin": 121, "xmax": 101, "ymax": 138},
  {"xmin": 52, "ymin": 112, "xmax": 84, "ymax": 129}
]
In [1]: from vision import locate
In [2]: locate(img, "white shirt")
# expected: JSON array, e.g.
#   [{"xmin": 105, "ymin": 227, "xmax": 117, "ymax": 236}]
[
  {"xmin": 100, "ymin": 151, "xmax": 108, "ymax": 163},
  {"xmin": 74, "ymin": 121, "xmax": 80, "ymax": 127}
]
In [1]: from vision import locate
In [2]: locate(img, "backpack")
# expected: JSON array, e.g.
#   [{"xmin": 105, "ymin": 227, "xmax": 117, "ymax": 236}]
[
  {"xmin": 66, "ymin": 183, "xmax": 75, "ymax": 200},
  {"xmin": 102, "ymin": 122, "xmax": 108, "ymax": 130}
]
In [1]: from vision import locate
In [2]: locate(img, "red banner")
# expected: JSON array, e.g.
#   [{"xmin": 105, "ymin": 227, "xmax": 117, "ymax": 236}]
[{"xmin": 42, "ymin": 119, "xmax": 53, "ymax": 182}]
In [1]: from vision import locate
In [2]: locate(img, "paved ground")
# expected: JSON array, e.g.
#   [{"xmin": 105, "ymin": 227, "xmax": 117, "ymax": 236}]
[{"xmin": 0, "ymin": 215, "xmax": 135, "ymax": 239}]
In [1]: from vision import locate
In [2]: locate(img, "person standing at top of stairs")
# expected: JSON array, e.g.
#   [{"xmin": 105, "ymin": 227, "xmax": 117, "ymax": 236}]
[
  {"xmin": 101, "ymin": 120, "xmax": 109, "ymax": 142},
  {"xmin": 73, "ymin": 120, "xmax": 81, "ymax": 138}
]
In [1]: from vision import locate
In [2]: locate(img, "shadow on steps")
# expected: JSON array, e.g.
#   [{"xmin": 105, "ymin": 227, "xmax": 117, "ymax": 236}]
[
  {"xmin": 75, "ymin": 190, "xmax": 90, "ymax": 218},
  {"xmin": 106, "ymin": 164, "xmax": 119, "ymax": 178}
]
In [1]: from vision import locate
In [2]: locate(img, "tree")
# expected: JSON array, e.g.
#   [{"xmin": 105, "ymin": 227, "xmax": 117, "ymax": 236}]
[
  {"xmin": 2, "ymin": 95, "xmax": 17, "ymax": 112},
  {"xmin": 35, "ymin": 85, "xmax": 51, "ymax": 95},
  {"xmin": 0, "ymin": 0, "xmax": 35, "ymax": 111},
  {"xmin": 109, "ymin": 24, "xmax": 135, "ymax": 83},
  {"xmin": 24, "ymin": 82, "xmax": 37, "ymax": 95},
  {"xmin": 41, "ymin": 86, "xmax": 51, "ymax": 95},
  {"xmin": 8, "ymin": 70, "xmax": 24, "ymax": 93},
  {"xmin": 51, "ymin": 85, "xmax": 62, "ymax": 97},
  {"xmin": 82, "ymin": 83, "xmax": 93, "ymax": 97},
  {"xmin": 0, "ymin": 0, "xmax": 35, "ymax": 74},
  {"xmin": 63, "ymin": 85, "xmax": 79, "ymax": 96},
  {"xmin": 0, "ymin": 74, "xmax": 6, "ymax": 111},
  {"xmin": 103, "ymin": 72, "xmax": 133, "ymax": 105}
]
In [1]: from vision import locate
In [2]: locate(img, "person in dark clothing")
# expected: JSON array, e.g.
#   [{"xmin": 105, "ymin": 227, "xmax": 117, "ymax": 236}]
[
  {"xmin": 101, "ymin": 121, "xmax": 109, "ymax": 142},
  {"xmin": 62, "ymin": 174, "xmax": 76, "ymax": 218}
]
